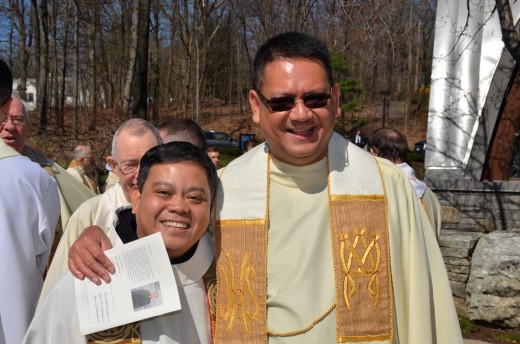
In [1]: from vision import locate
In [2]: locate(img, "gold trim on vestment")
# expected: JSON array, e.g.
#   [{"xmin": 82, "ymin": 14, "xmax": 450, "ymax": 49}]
[
  {"xmin": 338, "ymin": 333, "xmax": 392, "ymax": 342},
  {"xmin": 216, "ymin": 219, "xmax": 266, "ymax": 226},
  {"xmin": 331, "ymin": 194, "xmax": 386, "ymax": 202},
  {"xmin": 214, "ymin": 222, "xmax": 268, "ymax": 342},
  {"xmin": 86, "ymin": 323, "xmax": 141, "ymax": 343},
  {"xmin": 267, "ymin": 303, "xmax": 337, "ymax": 337},
  {"xmin": 330, "ymin": 195, "xmax": 392, "ymax": 341},
  {"xmin": 214, "ymin": 152, "xmax": 393, "ymax": 343}
]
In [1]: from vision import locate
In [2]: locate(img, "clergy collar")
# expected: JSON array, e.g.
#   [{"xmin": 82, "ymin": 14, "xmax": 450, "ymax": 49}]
[{"xmin": 114, "ymin": 207, "xmax": 198, "ymax": 265}]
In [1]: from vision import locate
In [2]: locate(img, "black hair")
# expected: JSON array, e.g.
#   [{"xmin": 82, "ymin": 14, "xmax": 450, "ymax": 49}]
[
  {"xmin": 137, "ymin": 141, "xmax": 218, "ymax": 206},
  {"xmin": 367, "ymin": 127, "xmax": 409, "ymax": 163},
  {"xmin": 252, "ymin": 32, "xmax": 334, "ymax": 91}
]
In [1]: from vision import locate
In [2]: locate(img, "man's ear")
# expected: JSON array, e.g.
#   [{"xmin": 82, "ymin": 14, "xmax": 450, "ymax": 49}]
[
  {"xmin": 249, "ymin": 90, "xmax": 261, "ymax": 125},
  {"xmin": 131, "ymin": 186, "xmax": 141, "ymax": 215},
  {"xmin": 106, "ymin": 156, "xmax": 118, "ymax": 174}
]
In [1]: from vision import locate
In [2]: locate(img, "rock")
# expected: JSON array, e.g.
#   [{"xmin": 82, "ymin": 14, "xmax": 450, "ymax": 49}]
[
  {"xmin": 439, "ymin": 230, "xmax": 484, "ymax": 256},
  {"xmin": 453, "ymin": 297, "xmax": 468, "ymax": 317},
  {"xmin": 466, "ymin": 232, "xmax": 520, "ymax": 328}
]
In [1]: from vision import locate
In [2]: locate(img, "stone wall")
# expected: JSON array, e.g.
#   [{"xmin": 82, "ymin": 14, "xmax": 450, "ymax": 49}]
[
  {"xmin": 428, "ymin": 179, "xmax": 520, "ymax": 328},
  {"xmin": 433, "ymin": 180, "xmax": 520, "ymax": 234}
]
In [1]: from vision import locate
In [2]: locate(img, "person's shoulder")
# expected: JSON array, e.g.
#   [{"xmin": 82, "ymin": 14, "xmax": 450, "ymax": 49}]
[
  {"xmin": 375, "ymin": 157, "xmax": 410, "ymax": 185},
  {"xmin": 23, "ymin": 145, "xmax": 52, "ymax": 167},
  {"xmin": 376, "ymin": 157, "xmax": 405, "ymax": 174},
  {"xmin": 72, "ymin": 193, "xmax": 103, "ymax": 215},
  {"xmin": 220, "ymin": 142, "xmax": 268, "ymax": 173},
  {"xmin": 1, "ymin": 153, "xmax": 56, "ymax": 183}
]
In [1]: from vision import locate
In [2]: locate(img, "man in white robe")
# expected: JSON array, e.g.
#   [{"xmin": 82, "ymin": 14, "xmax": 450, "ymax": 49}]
[
  {"xmin": 367, "ymin": 127, "xmax": 442, "ymax": 239},
  {"xmin": 66, "ymin": 144, "xmax": 99, "ymax": 194},
  {"xmin": 67, "ymin": 32, "xmax": 462, "ymax": 343},
  {"xmin": 40, "ymin": 118, "xmax": 208, "ymax": 304},
  {"xmin": 0, "ymin": 95, "xmax": 96, "ymax": 233},
  {"xmin": 0, "ymin": 59, "xmax": 60, "ymax": 344},
  {"xmin": 38, "ymin": 119, "xmax": 163, "ymax": 304},
  {"xmin": 0, "ymin": 139, "xmax": 60, "ymax": 344},
  {"xmin": 24, "ymin": 142, "xmax": 217, "ymax": 344}
]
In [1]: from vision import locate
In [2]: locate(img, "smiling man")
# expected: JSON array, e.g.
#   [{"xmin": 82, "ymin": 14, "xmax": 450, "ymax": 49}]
[
  {"xmin": 24, "ymin": 142, "xmax": 217, "ymax": 343},
  {"xmin": 37, "ymin": 119, "xmax": 163, "ymax": 305},
  {"xmin": 213, "ymin": 32, "xmax": 462, "ymax": 344},
  {"xmin": 68, "ymin": 32, "xmax": 463, "ymax": 344}
]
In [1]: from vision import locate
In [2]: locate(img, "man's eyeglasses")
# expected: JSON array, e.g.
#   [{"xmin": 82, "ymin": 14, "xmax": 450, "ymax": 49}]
[
  {"xmin": 256, "ymin": 89, "xmax": 331, "ymax": 112},
  {"xmin": 1, "ymin": 115, "xmax": 27, "ymax": 127},
  {"xmin": 115, "ymin": 160, "xmax": 139, "ymax": 175}
]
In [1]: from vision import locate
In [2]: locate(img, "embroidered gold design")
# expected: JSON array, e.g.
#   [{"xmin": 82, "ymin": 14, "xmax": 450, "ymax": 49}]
[
  {"xmin": 330, "ymin": 194, "xmax": 385, "ymax": 202},
  {"xmin": 218, "ymin": 252, "xmax": 260, "ymax": 333},
  {"xmin": 339, "ymin": 226, "xmax": 381, "ymax": 309},
  {"xmin": 87, "ymin": 322, "xmax": 140, "ymax": 343}
]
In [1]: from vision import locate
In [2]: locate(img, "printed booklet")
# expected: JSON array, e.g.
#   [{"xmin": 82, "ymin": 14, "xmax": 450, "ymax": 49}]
[{"xmin": 74, "ymin": 232, "xmax": 181, "ymax": 335}]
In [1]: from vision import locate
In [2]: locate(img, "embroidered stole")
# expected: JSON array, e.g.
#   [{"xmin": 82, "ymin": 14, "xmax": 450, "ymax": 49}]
[
  {"xmin": 213, "ymin": 133, "xmax": 393, "ymax": 343},
  {"xmin": 86, "ymin": 323, "xmax": 141, "ymax": 344}
]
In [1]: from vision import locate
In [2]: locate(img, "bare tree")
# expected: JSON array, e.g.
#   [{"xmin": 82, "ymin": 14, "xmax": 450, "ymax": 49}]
[
  {"xmin": 131, "ymin": 0, "xmax": 151, "ymax": 119},
  {"xmin": 31, "ymin": 0, "xmax": 50, "ymax": 133},
  {"xmin": 496, "ymin": 0, "xmax": 520, "ymax": 63},
  {"xmin": 123, "ymin": 0, "xmax": 138, "ymax": 116},
  {"xmin": 9, "ymin": 0, "xmax": 31, "ymax": 101},
  {"xmin": 150, "ymin": 0, "xmax": 160, "ymax": 123}
]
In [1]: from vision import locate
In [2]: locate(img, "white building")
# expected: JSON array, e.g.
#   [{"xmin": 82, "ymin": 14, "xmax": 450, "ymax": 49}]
[{"xmin": 12, "ymin": 78, "xmax": 37, "ymax": 110}]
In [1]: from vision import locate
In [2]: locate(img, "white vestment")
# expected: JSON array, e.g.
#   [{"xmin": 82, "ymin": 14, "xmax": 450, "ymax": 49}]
[
  {"xmin": 23, "ymin": 146, "xmax": 96, "ymax": 230},
  {"xmin": 66, "ymin": 166, "xmax": 99, "ymax": 194},
  {"xmin": 38, "ymin": 183, "xmax": 129, "ymax": 306},
  {"xmin": 24, "ymin": 231, "xmax": 214, "ymax": 344},
  {"xmin": 397, "ymin": 162, "xmax": 442, "ymax": 239},
  {"xmin": 215, "ymin": 132, "xmax": 462, "ymax": 343},
  {"xmin": 0, "ymin": 140, "xmax": 60, "ymax": 344}
]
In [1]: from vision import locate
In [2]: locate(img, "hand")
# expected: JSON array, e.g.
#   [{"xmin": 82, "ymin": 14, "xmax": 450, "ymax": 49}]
[{"xmin": 68, "ymin": 225, "xmax": 115, "ymax": 285}]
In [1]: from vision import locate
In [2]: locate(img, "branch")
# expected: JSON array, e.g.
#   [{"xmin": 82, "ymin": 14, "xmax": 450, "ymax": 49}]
[{"xmin": 496, "ymin": 0, "xmax": 520, "ymax": 63}]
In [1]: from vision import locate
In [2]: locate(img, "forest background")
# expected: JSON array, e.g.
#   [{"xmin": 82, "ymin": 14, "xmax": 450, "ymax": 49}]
[
  {"xmin": 4, "ymin": 1, "xmax": 520, "ymax": 341},
  {"xmin": 0, "ymin": 0, "xmax": 436, "ymax": 167}
]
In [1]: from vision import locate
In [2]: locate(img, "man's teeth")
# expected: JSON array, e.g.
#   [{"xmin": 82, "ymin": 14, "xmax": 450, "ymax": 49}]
[
  {"xmin": 288, "ymin": 128, "xmax": 313, "ymax": 134},
  {"xmin": 162, "ymin": 221, "xmax": 189, "ymax": 229}
]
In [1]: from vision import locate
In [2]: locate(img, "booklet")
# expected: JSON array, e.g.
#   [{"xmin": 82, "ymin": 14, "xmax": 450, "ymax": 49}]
[{"xmin": 74, "ymin": 232, "xmax": 181, "ymax": 335}]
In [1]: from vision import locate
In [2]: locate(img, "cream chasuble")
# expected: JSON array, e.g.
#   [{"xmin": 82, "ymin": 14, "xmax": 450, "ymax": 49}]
[
  {"xmin": 213, "ymin": 132, "xmax": 463, "ymax": 344},
  {"xmin": 38, "ymin": 183, "xmax": 129, "ymax": 306}
]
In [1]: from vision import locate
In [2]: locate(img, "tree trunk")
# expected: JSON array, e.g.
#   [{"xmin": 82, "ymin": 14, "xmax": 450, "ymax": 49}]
[
  {"xmin": 150, "ymin": 0, "xmax": 160, "ymax": 123},
  {"xmin": 122, "ymin": 1, "xmax": 138, "ymax": 117},
  {"xmin": 59, "ymin": 3, "xmax": 70, "ymax": 131},
  {"xmin": 11, "ymin": 0, "xmax": 29, "ymax": 100},
  {"xmin": 31, "ymin": 0, "xmax": 49, "ymax": 134},
  {"xmin": 72, "ymin": 0, "xmax": 79, "ymax": 138},
  {"xmin": 131, "ymin": 0, "xmax": 151, "ymax": 119}
]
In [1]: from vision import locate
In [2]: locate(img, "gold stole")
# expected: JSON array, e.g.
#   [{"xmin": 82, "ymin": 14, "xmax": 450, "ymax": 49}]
[
  {"xmin": 213, "ymin": 138, "xmax": 393, "ymax": 343},
  {"xmin": 86, "ymin": 323, "xmax": 141, "ymax": 343},
  {"xmin": 75, "ymin": 166, "xmax": 99, "ymax": 194}
]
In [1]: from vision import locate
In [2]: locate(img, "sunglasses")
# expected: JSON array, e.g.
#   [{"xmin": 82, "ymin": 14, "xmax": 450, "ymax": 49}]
[{"xmin": 256, "ymin": 89, "xmax": 331, "ymax": 112}]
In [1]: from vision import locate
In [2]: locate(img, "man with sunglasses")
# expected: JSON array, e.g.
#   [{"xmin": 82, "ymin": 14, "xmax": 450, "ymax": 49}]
[{"xmin": 68, "ymin": 32, "xmax": 462, "ymax": 343}]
